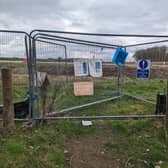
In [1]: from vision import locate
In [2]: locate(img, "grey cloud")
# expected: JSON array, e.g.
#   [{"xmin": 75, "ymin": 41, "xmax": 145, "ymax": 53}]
[
  {"xmin": 1, "ymin": 0, "xmax": 168, "ymax": 59},
  {"xmin": 0, "ymin": 0, "xmax": 167, "ymax": 34}
]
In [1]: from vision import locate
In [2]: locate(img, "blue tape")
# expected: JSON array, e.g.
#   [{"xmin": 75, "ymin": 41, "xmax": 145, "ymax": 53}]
[{"xmin": 27, "ymin": 92, "xmax": 39, "ymax": 101}]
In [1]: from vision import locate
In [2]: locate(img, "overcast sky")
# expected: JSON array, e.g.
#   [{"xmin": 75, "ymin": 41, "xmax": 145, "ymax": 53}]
[
  {"xmin": 0, "ymin": 0, "xmax": 168, "ymax": 34},
  {"xmin": 1, "ymin": 0, "xmax": 168, "ymax": 60}
]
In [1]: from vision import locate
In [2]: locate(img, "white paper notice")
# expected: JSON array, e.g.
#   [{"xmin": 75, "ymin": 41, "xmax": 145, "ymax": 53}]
[
  {"xmin": 74, "ymin": 59, "xmax": 89, "ymax": 76},
  {"xmin": 89, "ymin": 59, "xmax": 102, "ymax": 77}
]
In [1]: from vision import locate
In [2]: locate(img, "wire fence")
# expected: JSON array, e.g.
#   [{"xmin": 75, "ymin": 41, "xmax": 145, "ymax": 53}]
[
  {"xmin": 0, "ymin": 30, "xmax": 30, "ymax": 118},
  {"xmin": 34, "ymin": 37, "xmax": 120, "ymax": 117},
  {"xmin": 0, "ymin": 31, "xmax": 29, "ymax": 102},
  {"xmin": 30, "ymin": 30, "xmax": 168, "ymax": 119},
  {"xmin": 1, "ymin": 29, "xmax": 168, "ymax": 120}
]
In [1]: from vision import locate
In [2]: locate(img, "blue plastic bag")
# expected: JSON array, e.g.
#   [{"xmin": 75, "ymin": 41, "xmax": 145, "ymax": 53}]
[{"xmin": 112, "ymin": 48, "xmax": 128, "ymax": 65}]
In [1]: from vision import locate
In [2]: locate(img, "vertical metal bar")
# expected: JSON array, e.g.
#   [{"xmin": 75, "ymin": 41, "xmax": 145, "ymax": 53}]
[
  {"xmin": 24, "ymin": 36, "xmax": 29, "ymax": 62},
  {"xmin": 64, "ymin": 45, "xmax": 68, "ymax": 83},
  {"xmin": 30, "ymin": 38, "xmax": 37, "ymax": 119},
  {"xmin": 117, "ymin": 47, "xmax": 126, "ymax": 108},
  {"xmin": 32, "ymin": 38, "xmax": 39, "ymax": 119},
  {"xmin": 118, "ymin": 64, "xmax": 124, "ymax": 96},
  {"xmin": 122, "ymin": 47, "xmax": 127, "ymax": 96},
  {"xmin": 24, "ymin": 36, "xmax": 32, "ymax": 118},
  {"xmin": 165, "ymin": 80, "xmax": 168, "ymax": 129},
  {"xmin": 28, "ymin": 36, "xmax": 34, "ymax": 118}
]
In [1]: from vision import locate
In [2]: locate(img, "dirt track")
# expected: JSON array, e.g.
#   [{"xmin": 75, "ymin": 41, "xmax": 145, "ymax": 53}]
[{"xmin": 65, "ymin": 125, "xmax": 123, "ymax": 168}]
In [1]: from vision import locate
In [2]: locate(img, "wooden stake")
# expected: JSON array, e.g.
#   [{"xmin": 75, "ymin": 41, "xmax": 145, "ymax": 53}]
[
  {"xmin": 37, "ymin": 72, "xmax": 49, "ymax": 117},
  {"xmin": 1, "ymin": 68, "xmax": 15, "ymax": 129}
]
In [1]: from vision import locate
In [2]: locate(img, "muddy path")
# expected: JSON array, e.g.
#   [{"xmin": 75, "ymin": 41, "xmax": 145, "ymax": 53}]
[{"xmin": 64, "ymin": 126, "xmax": 124, "ymax": 168}]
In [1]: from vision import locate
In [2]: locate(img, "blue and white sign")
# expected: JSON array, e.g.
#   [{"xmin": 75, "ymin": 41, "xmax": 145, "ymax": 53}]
[
  {"xmin": 137, "ymin": 59, "xmax": 151, "ymax": 79},
  {"xmin": 89, "ymin": 59, "xmax": 102, "ymax": 77},
  {"xmin": 73, "ymin": 58, "xmax": 102, "ymax": 77},
  {"xmin": 74, "ymin": 59, "xmax": 89, "ymax": 76}
]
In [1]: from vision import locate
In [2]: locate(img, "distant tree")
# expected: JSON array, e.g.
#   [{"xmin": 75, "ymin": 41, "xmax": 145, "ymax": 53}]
[
  {"xmin": 57, "ymin": 57, "xmax": 62, "ymax": 61},
  {"xmin": 133, "ymin": 46, "xmax": 168, "ymax": 61}
]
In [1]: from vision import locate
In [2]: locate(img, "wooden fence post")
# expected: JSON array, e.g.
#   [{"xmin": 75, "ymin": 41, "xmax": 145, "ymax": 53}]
[
  {"xmin": 37, "ymin": 72, "xmax": 49, "ymax": 117},
  {"xmin": 1, "ymin": 68, "xmax": 15, "ymax": 129}
]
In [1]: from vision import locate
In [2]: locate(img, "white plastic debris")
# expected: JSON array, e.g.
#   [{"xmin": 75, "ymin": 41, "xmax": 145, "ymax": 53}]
[
  {"xmin": 154, "ymin": 166, "xmax": 160, "ymax": 168},
  {"xmin": 158, "ymin": 160, "xmax": 163, "ymax": 165},
  {"xmin": 82, "ymin": 120, "xmax": 92, "ymax": 126},
  {"xmin": 64, "ymin": 150, "xmax": 69, "ymax": 154},
  {"xmin": 146, "ymin": 148, "xmax": 150, "ymax": 152}
]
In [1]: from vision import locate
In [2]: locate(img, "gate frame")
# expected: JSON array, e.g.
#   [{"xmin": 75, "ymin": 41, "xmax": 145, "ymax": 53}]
[
  {"xmin": 29, "ymin": 29, "xmax": 168, "ymax": 120},
  {"xmin": 0, "ymin": 30, "xmax": 32, "ymax": 118},
  {"xmin": 22, "ymin": 29, "xmax": 168, "ymax": 120},
  {"xmin": 31, "ymin": 31, "xmax": 124, "ymax": 118},
  {"xmin": 1, "ymin": 29, "xmax": 168, "ymax": 121}
]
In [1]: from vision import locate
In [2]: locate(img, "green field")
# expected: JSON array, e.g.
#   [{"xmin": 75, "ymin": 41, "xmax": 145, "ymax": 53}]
[
  {"xmin": 0, "ymin": 119, "xmax": 168, "ymax": 168},
  {"xmin": 40, "ymin": 78, "xmax": 165, "ymax": 116},
  {"xmin": 0, "ymin": 61, "xmax": 168, "ymax": 168}
]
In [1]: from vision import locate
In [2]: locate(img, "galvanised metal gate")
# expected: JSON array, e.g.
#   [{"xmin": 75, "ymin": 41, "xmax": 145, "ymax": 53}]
[
  {"xmin": 0, "ymin": 29, "xmax": 167, "ymax": 121},
  {"xmin": 29, "ymin": 30, "xmax": 168, "ymax": 120},
  {"xmin": 0, "ymin": 30, "xmax": 31, "ymax": 118}
]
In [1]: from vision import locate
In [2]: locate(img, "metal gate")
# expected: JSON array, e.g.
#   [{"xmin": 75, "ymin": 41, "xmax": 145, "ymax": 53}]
[
  {"xmin": 29, "ymin": 30, "xmax": 168, "ymax": 120},
  {"xmin": 0, "ymin": 29, "xmax": 167, "ymax": 120},
  {"xmin": 0, "ymin": 30, "xmax": 31, "ymax": 118}
]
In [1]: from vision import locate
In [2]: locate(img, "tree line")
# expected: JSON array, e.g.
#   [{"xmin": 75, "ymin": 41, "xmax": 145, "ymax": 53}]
[{"xmin": 133, "ymin": 46, "xmax": 168, "ymax": 62}]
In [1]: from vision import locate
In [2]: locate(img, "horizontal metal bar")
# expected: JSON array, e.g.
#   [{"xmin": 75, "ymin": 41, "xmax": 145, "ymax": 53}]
[
  {"xmin": 35, "ymin": 114, "xmax": 165, "ymax": 120},
  {"xmin": 47, "ymin": 95, "xmax": 122, "ymax": 116},
  {"xmin": 14, "ymin": 118, "xmax": 30, "ymax": 121},
  {"xmin": 34, "ymin": 33, "xmax": 122, "ymax": 48},
  {"xmin": 36, "ymin": 36, "xmax": 116, "ymax": 49},
  {"xmin": 0, "ymin": 29, "xmax": 29, "ymax": 36},
  {"xmin": 124, "ymin": 94, "xmax": 156, "ymax": 105},
  {"xmin": 124, "ymin": 39, "xmax": 168, "ymax": 48},
  {"xmin": 30, "ymin": 29, "xmax": 168, "ymax": 38},
  {"xmin": 36, "ymin": 39, "xmax": 66, "ymax": 48},
  {"xmin": 0, "ymin": 118, "xmax": 30, "ymax": 122},
  {"xmin": 0, "ymin": 114, "xmax": 164, "ymax": 122}
]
